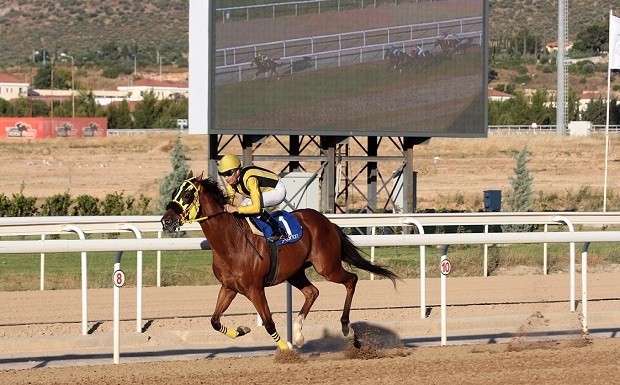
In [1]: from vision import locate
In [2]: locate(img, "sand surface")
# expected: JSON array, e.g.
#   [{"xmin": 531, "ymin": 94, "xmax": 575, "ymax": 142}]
[{"xmin": 1, "ymin": 272, "xmax": 619, "ymax": 384}]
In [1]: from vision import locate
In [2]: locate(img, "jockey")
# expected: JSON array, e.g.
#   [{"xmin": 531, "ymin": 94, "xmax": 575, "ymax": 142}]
[
  {"xmin": 389, "ymin": 45, "xmax": 402, "ymax": 56},
  {"xmin": 442, "ymin": 32, "xmax": 451, "ymax": 45},
  {"xmin": 258, "ymin": 54, "xmax": 271, "ymax": 65},
  {"xmin": 218, "ymin": 154, "xmax": 287, "ymax": 242},
  {"xmin": 413, "ymin": 45, "xmax": 426, "ymax": 57}
]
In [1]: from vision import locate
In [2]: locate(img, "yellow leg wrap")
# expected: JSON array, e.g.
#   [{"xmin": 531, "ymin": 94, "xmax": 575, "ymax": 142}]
[
  {"xmin": 270, "ymin": 331, "xmax": 289, "ymax": 350},
  {"xmin": 219, "ymin": 325, "xmax": 239, "ymax": 339}
]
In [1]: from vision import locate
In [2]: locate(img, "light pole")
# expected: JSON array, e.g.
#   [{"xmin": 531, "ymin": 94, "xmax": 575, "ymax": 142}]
[{"xmin": 60, "ymin": 53, "xmax": 74, "ymax": 118}]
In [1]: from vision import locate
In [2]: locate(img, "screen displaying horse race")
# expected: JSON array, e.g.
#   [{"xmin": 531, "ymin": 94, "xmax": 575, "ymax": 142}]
[{"xmin": 191, "ymin": 0, "xmax": 487, "ymax": 138}]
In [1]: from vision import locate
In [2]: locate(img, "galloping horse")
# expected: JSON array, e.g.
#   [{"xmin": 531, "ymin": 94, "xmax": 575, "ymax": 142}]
[
  {"xmin": 385, "ymin": 48, "xmax": 408, "ymax": 72},
  {"xmin": 436, "ymin": 37, "xmax": 454, "ymax": 58},
  {"xmin": 436, "ymin": 36, "xmax": 473, "ymax": 58},
  {"xmin": 160, "ymin": 171, "xmax": 398, "ymax": 351},
  {"xmin": 250, "ymin": 56, "xmax": 283, "ymax": 80}
]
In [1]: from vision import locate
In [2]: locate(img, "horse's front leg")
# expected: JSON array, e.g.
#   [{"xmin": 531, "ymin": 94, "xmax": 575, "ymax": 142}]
[
  {"xmin": 249, "ymin": 288, "xmax": 291, "ymax": 350},
  {"xmin": 211, "ymin": 285, "xmax": 251, "ymax": 339}
]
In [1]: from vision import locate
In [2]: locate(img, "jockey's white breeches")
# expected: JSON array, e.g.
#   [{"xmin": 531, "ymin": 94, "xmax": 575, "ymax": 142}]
[{"xmin": 240, "ymin": 179, "xmax": 287, "ymax": 209}]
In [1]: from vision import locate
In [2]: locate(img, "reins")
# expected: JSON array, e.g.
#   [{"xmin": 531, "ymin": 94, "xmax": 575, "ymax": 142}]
[
  {"xmin": 174, "ymin": 177, "xmax": 265, "ymax": 261},
  {"xmin": 184, "ymin": 210, "xmax": 227, "ymax": 224},
  {"xmin": 231, "ymin": 215, "xmax": 265, "ymax": 261}
]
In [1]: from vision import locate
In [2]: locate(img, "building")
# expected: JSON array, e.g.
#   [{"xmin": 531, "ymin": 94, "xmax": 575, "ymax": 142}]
[
  {"xmin": 0, "ymin": 75, "xmax": 29, "ymax": 100},
  {"xmin": 117, "ymin": 78, "xmax": 188, "ymax": 101},
  {"xmin": 488, "ymin": 88, "xmax": 513, "ymax": 102},
  {"xmin": 545, "ymin": 40, "xmax": 573, "ymax": 53}
]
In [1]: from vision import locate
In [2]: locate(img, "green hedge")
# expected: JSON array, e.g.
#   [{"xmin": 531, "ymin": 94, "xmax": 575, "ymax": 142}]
[{"xmin": 0, "ymin": 189, "xmax": 153, "ymax": 217}]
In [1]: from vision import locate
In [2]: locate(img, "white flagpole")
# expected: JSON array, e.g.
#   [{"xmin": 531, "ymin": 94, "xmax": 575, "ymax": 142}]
[{"xmin": 604, "ymin": 10, "xmax": 613, "ymax": 212}]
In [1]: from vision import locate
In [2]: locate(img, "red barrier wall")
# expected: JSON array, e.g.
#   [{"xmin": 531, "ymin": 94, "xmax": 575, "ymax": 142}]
[{"xmin": 0, "ymin": 118, "xmax": 107, "ymax": 140}]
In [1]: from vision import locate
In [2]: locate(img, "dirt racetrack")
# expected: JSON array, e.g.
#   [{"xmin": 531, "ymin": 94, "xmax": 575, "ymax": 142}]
[{"xmin": 1, "ymin": 272, "xmax": 620, "ymax": 384}]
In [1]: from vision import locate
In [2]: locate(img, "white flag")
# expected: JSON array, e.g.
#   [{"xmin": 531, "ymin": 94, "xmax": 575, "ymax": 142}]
[{"xmin": 610, "ymin": 13, "xmax": 620, "ymax": 69}]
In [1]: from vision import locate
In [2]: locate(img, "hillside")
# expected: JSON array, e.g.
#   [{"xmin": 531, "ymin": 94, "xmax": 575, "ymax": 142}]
[{"xmin": 1, "ymin": 0, "xmax": 620, "ymax": 93}]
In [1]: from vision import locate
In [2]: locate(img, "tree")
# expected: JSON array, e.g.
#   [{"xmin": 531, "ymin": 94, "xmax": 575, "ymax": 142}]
[
  {"xmin": 509, "ymin": 90, "xmax": 529, "ymax": 125},
  {"xmin": 12, "ymin": 98, "xmax": 49, "ymax": 117},
  {"xmin": 573, "ymin": 24, "xmax": 607, "ymax": 53},
  {"xmin": 107, "ymin": 99, "xmax": 133, "ymax": 129},
  {"xmin": 76, "ymin": 90, "xmax": 106, "ymax": 117},
  {"xmin": 581, "ymin": 98, "xmax": 607, "ymax": 124},
  {"xmin": 0, "ymin": 98, "xmax": 12, "ymax": 116},
  {"xmin": 502, "ymin": 146, "xmax": 534, "ymax": 232},
  {"xmin": 33, "ymin": 64, "xmax": 71, "ymax": 90},
  {"xmin": 526, "ymin": 88, "xmax": 551, "ymax": 125},
  {"xmin": 133, "ymin": 90, "xmax": 158, "ymax": 128},
  {"xmin": 158, "ymin": 133, "xmax": 191, "ymax": 213}
]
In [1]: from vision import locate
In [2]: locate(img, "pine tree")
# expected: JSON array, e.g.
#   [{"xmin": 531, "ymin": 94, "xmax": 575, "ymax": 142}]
[
  {"xmin": 158, "ymin": 133, "xmax": 191, "ymax": 213},
  {"xmin": 502, "ymin": 146, "xmax": 534, "ymax": 232}
]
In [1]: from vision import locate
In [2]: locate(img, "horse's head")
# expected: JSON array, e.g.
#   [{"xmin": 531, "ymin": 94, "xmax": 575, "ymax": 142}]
[
  {"xmin": 160, "ymin": 171, "xmax": 229, "ymax": 233},
  {"xmin": 161, "ymin": 170, "xmax": 204, "ymax": 233}
]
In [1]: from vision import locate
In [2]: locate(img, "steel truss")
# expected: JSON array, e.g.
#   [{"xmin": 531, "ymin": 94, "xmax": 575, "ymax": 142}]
[{"xmin": 209, "ymin": 134, "xmax": 429, "ymax": 213}]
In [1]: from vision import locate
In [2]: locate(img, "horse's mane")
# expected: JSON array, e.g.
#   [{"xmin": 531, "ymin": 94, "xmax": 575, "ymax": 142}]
[{"xmin": 199, "ymin": 178, "xmax": 229, "ymax": 206}]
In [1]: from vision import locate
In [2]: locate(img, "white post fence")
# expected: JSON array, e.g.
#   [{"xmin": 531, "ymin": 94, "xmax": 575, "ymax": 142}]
[{"xmin": 2, "ymin": 212, "xmax": 620, "ymax": 363}]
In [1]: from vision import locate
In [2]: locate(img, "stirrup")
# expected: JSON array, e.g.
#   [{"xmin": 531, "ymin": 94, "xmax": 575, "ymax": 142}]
[{"xmin": 268, "ymin": 228, "xmax": 286, "ymax": 242}]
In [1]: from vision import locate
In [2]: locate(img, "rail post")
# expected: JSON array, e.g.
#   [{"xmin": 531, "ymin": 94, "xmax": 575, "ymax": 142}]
[
  {"xmin": 113, "ymin": 251, "xmax": 124, "ymax": 364},
  {"xmin": 553, "ymin": 216, "xmax": 576, "ymax": 312},
  {"xmin": 581, "ymin": 242, "xmax": 590, "ymax": 333},
  {"xmin": 402, "ymin": 218, "xmax": 426, "ymax": 318},
  {"xmin": 120, "ymin": 224, "xmax": 143, "ymax": 333},
  {"xmin": 440, "ymin": 245, "xmax": 450, "ymax": 346},
  {"xmin": 62, "ymin": 225, "xmax": 88, "ymax": 335}
]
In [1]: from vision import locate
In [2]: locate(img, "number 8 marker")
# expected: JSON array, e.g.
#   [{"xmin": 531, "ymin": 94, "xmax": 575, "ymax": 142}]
[{"xmin": 114, "ymin": 270, "xmax": 126, "ymax": 287}]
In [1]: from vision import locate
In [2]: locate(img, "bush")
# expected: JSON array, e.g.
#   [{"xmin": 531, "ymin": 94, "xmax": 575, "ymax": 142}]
[
  {"xmin": 101, "ymin": 192, "xmax": 127, "ymax": 216},
  {"xmin": 0, "ymin": 184, "xmax": 38, "ymax": 217},
  {"xmin": 39, "ymin": 193, "xmax": 73, "ymax": 216},
  {"xmin": 102, "ymin": 67, "xmax": 120, "ymax": 79},
  {"xmin": 73, "ymin": 194, "xmax": 101, "ymax": 216}
]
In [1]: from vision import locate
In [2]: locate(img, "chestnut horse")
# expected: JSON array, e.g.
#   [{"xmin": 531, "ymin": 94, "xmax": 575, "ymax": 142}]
[
  {"xmin": 385, "ymin": 49, "xmax": 408, "ymax": 72},
  {"xmin": 250, "ymin": 56, "xmax": 283, "ymax": 80},
  {"xmin": 160, "ymin": 171, "xmax": 398, "ymax": 351}
]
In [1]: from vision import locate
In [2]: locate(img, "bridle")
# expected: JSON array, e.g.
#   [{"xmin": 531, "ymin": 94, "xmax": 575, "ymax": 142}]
[
  {"xmin": 166, "ymin": 178, "xmax": 225, "ymax": 225},
  {"xmin": 164, "ymin": 177, "xmax": 266, "ymax": 260}
]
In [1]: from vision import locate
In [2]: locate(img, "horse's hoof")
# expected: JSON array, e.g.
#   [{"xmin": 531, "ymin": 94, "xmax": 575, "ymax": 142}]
[
  {"xmin": 294, "ymin": 333, "xmax": 305, "ymax": 348},
  {"xmin": 236, "ymin": 326, "xmax": 251, "ymax": 337}
]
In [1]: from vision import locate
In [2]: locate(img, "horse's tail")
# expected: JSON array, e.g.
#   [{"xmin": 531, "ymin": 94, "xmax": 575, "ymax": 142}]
[{"xmin": 334, "ymin": 224, "xmax": 399, "ymax": 286}]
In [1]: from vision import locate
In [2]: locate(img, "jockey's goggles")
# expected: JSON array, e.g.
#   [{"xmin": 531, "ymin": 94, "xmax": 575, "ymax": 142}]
[{"xmin": 218, "ymin": 169, "xmax": 236, "ymax": 177}]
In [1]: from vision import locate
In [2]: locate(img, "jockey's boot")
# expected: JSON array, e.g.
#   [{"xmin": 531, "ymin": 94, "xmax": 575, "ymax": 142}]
[{"xmin": 259, "ymin": 210, "xmax": 286, "ymax": 242}]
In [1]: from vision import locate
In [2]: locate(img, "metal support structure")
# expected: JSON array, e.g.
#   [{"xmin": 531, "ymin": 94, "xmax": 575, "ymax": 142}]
[
  {"xmin": 367, "ymin": 136, "xmax": 378, "ymax": 211},
  {"xmin": 207, "ymin": 134, "xmax": 423, "ymax": 214},
  {"xmin": 288, "ymin": 135, "xmax": 301, "ymax": 172},
  {"xmin": 556, "ymin": 0, "xmax": 567, "ymax": 135}
]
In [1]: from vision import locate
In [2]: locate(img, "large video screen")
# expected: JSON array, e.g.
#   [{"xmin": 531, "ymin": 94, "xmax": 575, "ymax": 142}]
[{"xmin": 190, "ymin": 0, "xmax": 487, "ymax": 138}]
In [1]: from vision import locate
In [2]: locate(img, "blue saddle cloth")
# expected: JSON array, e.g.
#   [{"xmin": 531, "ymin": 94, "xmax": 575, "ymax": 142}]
[{"xmin": 252, "ymin": 210, "xmax": 302, "ymax": 246}]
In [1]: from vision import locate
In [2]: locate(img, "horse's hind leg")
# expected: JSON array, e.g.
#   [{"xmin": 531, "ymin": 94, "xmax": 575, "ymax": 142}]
[
  {"xmin": 287, "ymin": 270, "xmax": 320, "ymax": 348},
  {"xmin": 211, "ymin": 285, "xmax": 250, "ymax": 339},
  {"xmin": 315, "ymin": 263, "xmax": 359, "ymax": 340}
]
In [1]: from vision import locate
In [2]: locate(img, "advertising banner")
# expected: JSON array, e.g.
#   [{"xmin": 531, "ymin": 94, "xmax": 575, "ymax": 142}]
[{"xmin": 0, "ymin": 118, "xmax": 107, "ymax": 140}]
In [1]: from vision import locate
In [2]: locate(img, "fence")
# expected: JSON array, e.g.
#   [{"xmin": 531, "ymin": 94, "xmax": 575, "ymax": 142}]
[
  {"xmin": 215, "ymin": 17, "xmax": 483, "ymax": 84},
  {"xmin": 1, "ymin": 212, "xmax": 619, "ymax": 362},
  {"xmin": 216, "ymin": 0, "xmax": 438, "ymax": 23}
]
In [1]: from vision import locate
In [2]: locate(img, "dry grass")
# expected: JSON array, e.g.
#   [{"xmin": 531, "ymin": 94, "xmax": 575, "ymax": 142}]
[{"xmin": 2, "ymin": 132, "xmax": 619, "ymax": 212}]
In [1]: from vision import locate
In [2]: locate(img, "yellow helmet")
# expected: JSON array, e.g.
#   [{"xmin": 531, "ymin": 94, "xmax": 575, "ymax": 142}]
[{"xmin": 218, "ymin": 154, "xmax": 241, "ymax": 173}]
